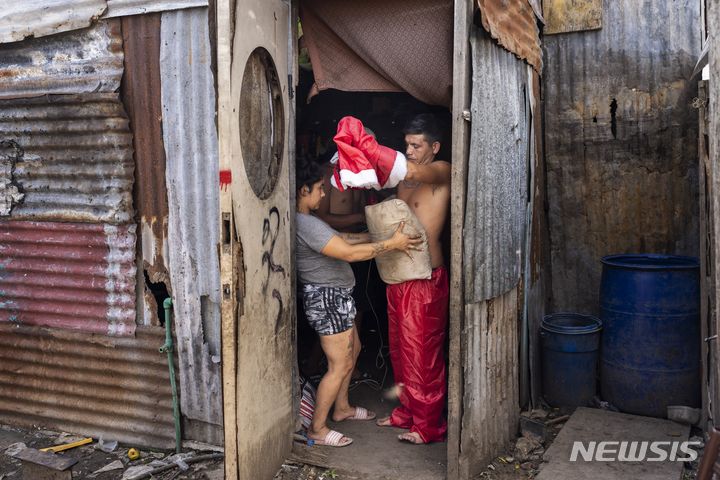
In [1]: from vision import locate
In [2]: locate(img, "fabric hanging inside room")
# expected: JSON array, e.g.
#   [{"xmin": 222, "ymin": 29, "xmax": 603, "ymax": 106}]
[{"xmin": 299, "ymin": 0, "xmax": 453, "ymax": 107}]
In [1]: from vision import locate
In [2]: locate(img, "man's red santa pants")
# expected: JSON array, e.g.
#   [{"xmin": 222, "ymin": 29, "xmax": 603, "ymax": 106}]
[{"xmin": 386, "ymin": 266, "xmax": 449, "ymax": 443}]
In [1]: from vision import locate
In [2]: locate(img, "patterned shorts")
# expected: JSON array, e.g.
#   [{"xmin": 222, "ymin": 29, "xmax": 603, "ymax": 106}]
[{"xmin": 301, "ymin": 284, "xmax": 356, "ymax": 336}]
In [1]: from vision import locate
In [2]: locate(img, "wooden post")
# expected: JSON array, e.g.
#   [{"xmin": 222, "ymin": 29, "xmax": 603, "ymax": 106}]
[
  {"xmin": 447, "ymin": 0, "xmax": 473, "ymax": 478},
  {"xmin": 216, "ymin": 0, "xmax": 239, "ymax": 477}
]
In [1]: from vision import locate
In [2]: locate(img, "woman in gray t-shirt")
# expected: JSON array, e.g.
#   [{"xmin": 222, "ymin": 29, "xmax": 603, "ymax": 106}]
[{"xmin": 296, "ymin": 160, "xmax": 420, "ymax": 447}]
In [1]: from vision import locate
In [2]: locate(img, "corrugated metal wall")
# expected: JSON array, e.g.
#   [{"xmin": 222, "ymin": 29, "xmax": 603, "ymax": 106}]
[
  {"xmin": 544, "ymin": 0, "xmax": 701, "ymax": 313},
  {"xmin": 458, "ymin": 26, "xmax": 532, "ymax": 477},
  {"xmin": 120, "ymin": 13, "xmax": 170, "ymax": 327},
  {"xmin": 0, "ymin": 1, "xmax": 222, "ymax": 448},
  {"xmin": 0, "ymin": 1, "xmax": 208, "ymax": 43},
  {"xmin": 0, "ymin": 0, "xmax": 108, "ymax": 43},
  {"xmin": 160, "ymin": 8, "xmax": 223, "ymax": 436},
  {"xmin": 105, "ymin": 0, "xmax": 208, "ymax": 18},
  {"xmin": 464, "ymin": 29, "xmax": 529, "ymax": 303},
  {"xmin": 0, "ymin": 221, "xmax": 136, "ymax": 335},
  {"xmin": 0, "ymin": 324, "xmax": 176, "ymax": 448},
  {"xmin": 0, "ymin": 93, "xmax": 134, "ymax": 224},
  {"xmin": 0, "ymin": 20, "xmax": 123, "ymax": 99}
]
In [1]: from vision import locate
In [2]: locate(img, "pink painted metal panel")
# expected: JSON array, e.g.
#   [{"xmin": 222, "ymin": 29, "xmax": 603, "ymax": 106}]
[{"xmin": 0, "ymin": 220, "xmax": 136, "ymax": 336}]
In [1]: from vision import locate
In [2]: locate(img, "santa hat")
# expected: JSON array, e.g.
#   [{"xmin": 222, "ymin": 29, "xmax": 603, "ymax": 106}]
[{"xmin": 330, "ymin": 116, "xmax": 407, "ymax": 191}]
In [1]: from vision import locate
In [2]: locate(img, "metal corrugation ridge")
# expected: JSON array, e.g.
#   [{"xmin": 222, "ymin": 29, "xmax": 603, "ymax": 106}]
[
  {"xmin": 0, "ymin": 220, "xmax": 137, "ymax": 336},
  {"xmin": 0, "ymin": 93, "xmax": 134, "ymax": 224},
  {"xmin": 476, "ymin": 0, "xmax": 542, "ymax": 72},
  {"xmin": 464, "ymin": 30, "xmax": 529, "ymax": 302},
  {"xmin": 0, "ymin": 324, "xmax": 176, "ymax": 448},
  {"xmin": 0, "ymin": 0, "xmax": 107, "ymax": 44},
  {"xmin": 0, "ymin": 20, "xmax": 123, "ymax": 100},
  {"xmin": 120, "ymin": 13, "xmax": 170, "ymax": 300},
  {"xmin": 160, "ymin": 8, "xmax": 223, "ymax": 427},
  {"xmin": 104, "ymin": 0, "xmax": 208, "ymax": 18}
]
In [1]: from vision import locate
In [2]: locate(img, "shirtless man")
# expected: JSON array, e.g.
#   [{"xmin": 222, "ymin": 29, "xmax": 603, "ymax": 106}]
[{"xmin": 377, "ymin": 114, "xmax": 451, "ymax": 444}]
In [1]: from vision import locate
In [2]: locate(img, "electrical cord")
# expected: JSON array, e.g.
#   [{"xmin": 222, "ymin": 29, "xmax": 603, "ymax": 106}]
[{"xmin": 349, "ymin": 260, "xmax": 388, "ymax": 392}]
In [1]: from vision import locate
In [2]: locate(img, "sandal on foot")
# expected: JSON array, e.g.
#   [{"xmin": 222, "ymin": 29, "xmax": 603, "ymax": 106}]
[
  {"xmin": 313, "ymin": 430, "xmax": 353, "ymax": 447},
  {"xmin": 342, "ymin": 406, "xmax": 376, "ymax": 421}
]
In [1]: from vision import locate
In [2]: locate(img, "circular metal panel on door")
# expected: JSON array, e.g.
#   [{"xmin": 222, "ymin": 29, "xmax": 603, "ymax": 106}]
[{"xmin": 238, "ymin": 47, "xmax": 285, "ymax": 200}]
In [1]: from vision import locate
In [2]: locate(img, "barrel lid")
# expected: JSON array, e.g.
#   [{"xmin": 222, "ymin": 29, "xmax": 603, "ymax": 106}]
[
  {"xmin": 541, "ymin": 313, "xmax": 602, "ymax": 335},
  {"xmin": 601, "ymin": 254, "xmax": 699, "ymax": 270}
]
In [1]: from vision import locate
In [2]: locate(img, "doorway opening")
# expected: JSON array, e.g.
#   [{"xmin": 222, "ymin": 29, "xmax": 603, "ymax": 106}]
[{"xmin": 294, "ymin": 59, "xmax": 453, "ymax": 478}]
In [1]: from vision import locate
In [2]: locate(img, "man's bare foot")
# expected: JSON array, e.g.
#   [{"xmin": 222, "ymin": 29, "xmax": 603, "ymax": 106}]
[
  {"xmin": 398, "ymin": 432, "xmax": 425, "ymax": 444},
  {"xmin": 376, "ymin": 416, "xmax": 393, "ymax": 427}
]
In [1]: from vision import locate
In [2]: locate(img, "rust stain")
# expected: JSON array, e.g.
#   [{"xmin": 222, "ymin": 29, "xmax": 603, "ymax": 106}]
[
  {"xmin": 477, "ymin": 0, "xmax": 542, "ymax": 72},
  {"xmin": 0, "ymin": 324, "xmax": 176, "ymax": 448},
  {"xmin": 120, "ymin": 13, "xmax": 170, "ymax": 308},
  {"xmin": 120, "ymin": 13, "xmax": 168, "ymax": 224}
]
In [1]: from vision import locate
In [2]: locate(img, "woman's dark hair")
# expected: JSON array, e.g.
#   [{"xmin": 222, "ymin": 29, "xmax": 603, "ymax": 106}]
[
  {"xmin": 296, "ymin": 157, "xmax": 325, "ymax": 192},
  {"xmin": 403, "ymin": 113, "xmax": 442, "ymax": 144}
]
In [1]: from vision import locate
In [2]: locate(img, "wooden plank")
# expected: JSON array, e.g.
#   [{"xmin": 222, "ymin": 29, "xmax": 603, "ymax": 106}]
[
  {"xmin": 447, "ymin": 0, "xmax": 473, "ymax": 479},
  {"xmin": 460, "ymin": 287, "xmax": 520, "ymax": 478},
  {"xmin": 288, "ymin": 0, "xmax": 300, "ymax": 424},
  {"xmin": 699, "ymin": 80, "xmax": 711, "ymax": 430},
  {"xmin": 12, "ymin": 448, "xmax": 77, "ymax": 471},
  {"xmin": 543, "ymin": 0, "xmax": 602, "ymax": 35},
  {"xmin": 709, "ymin": 0, "xmax": 720, "ymax": 430},
  {"xmin": 216, "ymin": 0, "xmax": 239, "ymax": 477}
]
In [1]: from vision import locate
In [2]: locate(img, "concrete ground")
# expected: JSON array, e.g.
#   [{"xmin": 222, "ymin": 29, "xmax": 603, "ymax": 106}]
[
  {"xmin": 291, "ymin": 382, "xmax": 447, "ymax": 480},
  {"xmin": 536, "ymin": 407, "xmax": 692, "ymax": 480}
]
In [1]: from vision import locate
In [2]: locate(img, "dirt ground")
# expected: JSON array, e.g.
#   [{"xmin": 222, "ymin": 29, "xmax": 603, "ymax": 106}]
[
  {"xmin": 0, "ymin": 407, "xmax": 704, "ymax": 480},
  {"xmin": 0, "ymin": 423, "xmax": 223, "ymax": 480}
]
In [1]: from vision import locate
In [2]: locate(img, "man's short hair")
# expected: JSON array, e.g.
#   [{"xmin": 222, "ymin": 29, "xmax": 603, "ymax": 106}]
[
  {"xmin": 403, "ymin": 114, "xmax": 442, "ymax": 145},
  {"xmin": 296, "ymin": 157, "xmax": 325, "ymax": 192}
]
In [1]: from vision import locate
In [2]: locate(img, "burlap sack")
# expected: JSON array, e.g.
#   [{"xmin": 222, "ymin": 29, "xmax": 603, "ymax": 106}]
[{"xmin": 365, "ymin": 199, "xmax": 431, "ymax": 284}]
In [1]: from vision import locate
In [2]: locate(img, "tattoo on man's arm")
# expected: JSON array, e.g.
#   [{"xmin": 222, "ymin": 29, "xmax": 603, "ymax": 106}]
[{"xmin": 371, "ymin": 242, "xmax": 387, "ymax": 255}]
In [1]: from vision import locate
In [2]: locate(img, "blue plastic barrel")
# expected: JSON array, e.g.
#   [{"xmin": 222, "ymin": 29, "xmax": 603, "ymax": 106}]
[
  {"xmin": 541, "ymin": 313, "xmax": 602, "ymax": 407},
  {"xmin": 600, "ymin": 254, "xmax": 700, "ymax": 417}
]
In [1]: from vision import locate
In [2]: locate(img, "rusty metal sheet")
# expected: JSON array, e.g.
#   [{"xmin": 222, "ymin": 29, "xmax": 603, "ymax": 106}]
[
  {"xmin": 543, "ymin": 0, "xmax": 602, "ymax": 35},
  {"xmin": 0, "ymin": 220, "xmax": 136, "ymax": 336},
  {"xmin": 544, "ymin": 0, "xmax": 701, "ymax": 313},
  {"xmin": 160, "ymin": 7, "xmax": 222, "ymax": 430},
  {"xmin": 0, "ymin": 0, "xmax": 108, "ymax": 44},
  {"xmin": 105, "ymin": 0, "xmax": 208, "ymax": 17},
  {"xmin": 476, "ymin": 0, "xmax": 542, "ymax": 72},
  {"xmin": 528, "ymin": 0, "xmax": 544, "ymax": 23},
  {"xmin": 0, "ymin": 20, "xmax": 123, "ymax": 100},
  {"xmin": 0, "ymin": 324, "xmax": 176, "ymax": 448},
  {"xmin": 0, "ymin": 93, "xmax": 134, "ymax": 224},
  {"xmin": 464, "ymin": 29, "xmax": 529, "ymax": 302},
  {"xmin": 120, "ymin": 13, "xmax": 170, "ymax": 326}
]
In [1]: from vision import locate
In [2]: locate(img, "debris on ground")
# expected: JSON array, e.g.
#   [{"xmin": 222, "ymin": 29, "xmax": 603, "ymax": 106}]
[
  {"xmin": 0, "ymin": 424, "xmax": 224, "ymax": 480},
  {"xmin": 95, "ymin": 438, "xmax": 118, "ymax": 453},
  {"xmin": 90, "ymin": 459, "xmax": 124, "ymax": 476}
]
